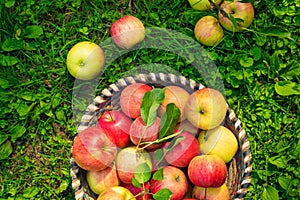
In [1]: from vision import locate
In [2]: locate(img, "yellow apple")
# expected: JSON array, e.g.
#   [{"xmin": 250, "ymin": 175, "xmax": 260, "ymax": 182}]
[
  {"xmin": 192, "ymin": 183, "xmax": 230, "ymax": 200},
  {"xmin": 66, "ymin": 41, "xmax": 105, "ymax": 80},
  {"xmin": 97, "ymin": 186, "xmax": 136, "ymax": 200},
  {"xmin": 188, "ymin": 0, "xmax": 222, "ymax": 11}
]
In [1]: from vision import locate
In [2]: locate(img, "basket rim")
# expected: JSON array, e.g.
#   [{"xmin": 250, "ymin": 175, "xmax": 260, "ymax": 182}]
[{"xmin": 70, "ymin": 72, "xmax": 252, "ymax": 200}]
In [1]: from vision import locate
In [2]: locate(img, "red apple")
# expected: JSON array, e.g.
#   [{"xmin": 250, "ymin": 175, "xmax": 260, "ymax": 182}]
[
  {"xmin": 164, "ymin": 131, "xmax": 200, "ymax": 168},
  {"xmin": 194, "ymin": 16, "xmax": 224, "ymax": 46},
  {"xmin": 116, "ymin": 146, "xmax": 152, "ymax": 184},
  {"xmin": 98, "ymin": 110, "xmax": 132, "ymax": 148},
  {"xmin": 150, "ymin": 166, "xmax": 188, "ymax": 200},
  {"xmin": 110, "ymin": 15, "xmax": 145, "ymax": 49},
  {"xmin": 86, "ymin": 165, "xmax": 120, "ymax": 195},
  {"xmin": 121, "ymin": 182, "xmax": 151, "ymax": 200},
  {"xmin": 198, "ymin": 125, "xmax": 238, "ymax": 163},
  {"xmin": 218, "ymin": 1, "xmax": 255, "ymax": 32},
  {"xmin": 188, "ymin": 155, "xmax": 227, "ymax": 188},
  {"xmin": 130, "ymin": 116, "xmax": 161, "ymax": 150},
  {"xmin": 72, "ymin": 127, "xmax": 117, "ymax": 171},
  {"xmin": 184, "ymin": 88, "xmax": 227, "ymax": 130},
  {"xmin": 158, "ymin": 85, "xmax": 190, "ymax": 121},
  {"xmin": 120, "ymin": 83, "xmax": 152, "ymax": 119},
  {"xmin": 97, "ymin": 186, "xmax": 136, "ymax": 200},
  {"xmin": 192, "ymin": 183, "xmax": 230, "ymax": 200},
  {"xmin": 176, "ymin": 120, "xmax": 199, "ymax": 136}
]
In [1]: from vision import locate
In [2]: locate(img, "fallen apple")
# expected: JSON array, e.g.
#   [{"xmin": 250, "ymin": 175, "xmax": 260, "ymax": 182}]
[
  {"xmin": 66, "ymin": 41, "xmax": 105, "ymax": 80},
  {"xmin": 110, "ymin": 15, "xmax": 145, "ymax": 49},
  {"xmin": 198, "ymin": 125, "xmax": 238, "ymax": 163},
  {"xmin": 184, "ymin": 88, "xmax": 227, "ymax": 130},
  {"xmin": 218, "ymin": 0, "xmax": 255, "ymax": 32},
  {"xmin": 188, "ymin": 0, "xmax": 222, "ymax": 11},
  {"xmin": 188, "ymin": 155, "xmax": 227, "ymax": 188},
  {"xmin": 194, "ymin": 16, "xmax": 224, "ymax": 46},
  {"xmin": 72, "ymin": 127, "xmax": 117, "ymax": 171},
  {"xmin": 86, "ymin": 165, "xmax": 120, "ymax": 195},
  {"xmin": 97, "ymin": 186, "xmax": 136, "ymax": 200},
  {"xmin": 192, "ymin": 183, "xmax": 230, "ymax": 200},
  {"xmin": 98, "ymin": 110, "xmax": 132, "ymax": 148}
]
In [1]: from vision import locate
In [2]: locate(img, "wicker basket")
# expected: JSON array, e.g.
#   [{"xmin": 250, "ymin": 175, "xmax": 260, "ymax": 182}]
[{"xmin": 70, "ymin": 73, "xmax": 252, "ymax": 200}]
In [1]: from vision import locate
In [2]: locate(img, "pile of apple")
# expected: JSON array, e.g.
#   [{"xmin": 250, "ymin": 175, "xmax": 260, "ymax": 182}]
[
  {"xmin": 72, "ymin": 83, "xmax": 239, "ymax": 200},
  {"xmin": 189, "ymin": 0, "xmax": 255, "ymax": 46}
]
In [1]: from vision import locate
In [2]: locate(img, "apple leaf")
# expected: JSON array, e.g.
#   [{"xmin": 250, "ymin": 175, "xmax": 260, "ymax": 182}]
[
  {"xmin": 134, "ymin": 162, "xmax": 152, "ymax": 184},
  {"xmin": 258, "ymin": 26, "xmax": 291, "ymax": 39},
  {"xmin": 140, "ymin": 88, "xmax": 165, "ymax": 127},
  {"xmin": 159, "ymin": 103, "xmax": 180, "ymax": 139},
  {"xmin": 165, "ymin": 135, "xmax": 185, "ymax": 151},
  {"xmin": 153, "ymin": 188, "xmax": 172, "ymax": 200},
  {"xmin": 229, "ymin": 15, "xmax": 238, "ymax": 32},
  {"xmin": 153, "ymin": 167, "xmax": 164, "ymax": 181},
  {"xmin": 132, "ymin": 177, "xmax": 142, "ymax": 188}
]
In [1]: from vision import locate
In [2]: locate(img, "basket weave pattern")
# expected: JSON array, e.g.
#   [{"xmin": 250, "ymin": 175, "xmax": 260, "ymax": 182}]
[{"xmin": 70, "ymin": 73, "xmax": 252, "ymax": 200}]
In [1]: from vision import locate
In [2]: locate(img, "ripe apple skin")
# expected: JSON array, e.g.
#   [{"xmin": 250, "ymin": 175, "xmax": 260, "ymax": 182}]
[
  {"xmin": 72, "ymin": 127, "xmax": 117, "ymax": 171},
  {"xmin": 110, "ymin": 15, "xmax": 145, "ymax": 49},
  {"xmin": 164, "ymin": 131, "xmax": 200, "ymax": 168},
  {"xmin": 121, "ymin": 182, "xmax": 151, "ymax": 200},
  {"xmin": 120, "ymin": 83, "xmax": 152, "ymax": 119},
  {"xmin": 184, "ymin": 88, "xmax": 227, "ymax": 130},
  {"xmin": 192, "ymin": 183, "xmax": 230, "ymax": 200},
  {"xmin": 176, "ymin": 120, "xmax": 199, "ymax": 136},
  {"xmin": 116, "ymin": 146, "xmax": 152, "ymax": 184},
  {"xmin": 86, "ymin": 166, "xmax": 120, "ymax": 195},
  {"xmin": 66, "ymin": 41, "xmax": 105, "ymax": 80},
  {"xmin": 194, "ymin": 16, "xmax": 224, "ymax": 46},
  {"xmin": 98, "ymin": 110, "xmax": 132, "ymax": 148},
  {"xmin": 188, "ymin": 0, "xmax": 222, "ymax": 11},
  {"xmin": 198, "ymin": 125, "xmax": 238, "ymax": 163},
  {"xmin": 97, "ymin": 186, "xmax": 136, "ymax": 200},
  {"xmin": 130, "ymin": 116, "xmax": 161, "ymax": 150},
  {"xmin": 218, "ymin": 1, "xmax": 255, "ymax": 32},
  {"xmin": 150, "ymin": 166, "xmax": 188, "ymax": 200},
  {"xmin": 188, "ymin": 155, "xmax": 227, "ymax": 188},
  {"xmin": 158, "ymin": 86, "xmax": 190, "ymax": 121}
]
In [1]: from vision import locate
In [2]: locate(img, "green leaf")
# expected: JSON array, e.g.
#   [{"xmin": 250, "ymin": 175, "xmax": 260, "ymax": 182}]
[
  {"xmin": 134, "ymin": 162, "xmax": 152, "ymax": 184},
  {"xmin": 262, "ymin": 186, "xmax": 279, "ymax": 200},
  {"xmin": 275, "ymin": 81, "xmax": 300, "ymax": 96},
  {"xmin": 278, "ymin": 176, "xmax": 291, "ymax": 190},
  {"xmin": 5, "ymin": 0, "xmax": 15, "ymax": 8},
  {"xmin": 229, "ymin": 14, "xmax": 238, "ymax": 32},
  {"xmin": 0, "ymin": 78, "xmax": 10, "ymax": 89},
  {"xmin": 10, "ymin": 125, "xmax": 26, "ymax": 142},
  {"xmin": 240, "ymin": 57, "xmax": 254, "ymax": 67},
  {"xmin": 153, "ymin": 188, "xmax": 172, "ymax": 200},
  {"xmin": 51, "ymin": 93, "xmax": 61, "ymax": 108},
  {"xmin": 55, "ymin": 180, "xmax": 69, "ymax": 194},
  {"xmin": 132, "ymin": 177, "xmax": 141, "ymax": 188},
  {"xmin": 1, "ymin": 38, "xmax": 24, "ymax": 51},
  {"xmin": 281, "ymin": 66, "xmax": 300, "ymax": 79},
  {"xmin": 0, "ymin": 140, "xmax": 13, "ymax": 160},
  {"xmin": 140, "ymin": 88, "xmax": 165, "ymax": 127},
  {"xmin": 153, "ymin": 148, "xmax": 164, "ymax": 165},
  {"xmin": 165, "ymin": 135, "xmax": 185, "ymax": 151},
  {"xmin": 21, "ymin": 92, "xmax": 37, "ymax": 101},
  {"xmin": 153, "ymin": 167, "xmax": 164, "ymax": 181},
  {"xmin": 259, "ymin": 26, "xmax": 291, "ymax": 38},
  {"xmin": 24, "ymin": 25, "xmax": 44, "ymax": 39},
  {"xmin": 159, "ymin": 103, "xmax": 181, "ymax": 139},
  {"xmin": 0, "ymin": 135, "xmax": 9, "ymax": 146},
  {"xmin": 0, "ymin": 55, "xmax": 19, "ymax": 66},
  {"xmin": 250, "ymin": 47, "xmax": 262, "ymax": 61},
  {"xmin": 22, "ymin": 186, "xmax": 39, "ymax": 198},
  {"xmin": 268, "ymin": 155, "xmax": 287, "ymax": 168}
]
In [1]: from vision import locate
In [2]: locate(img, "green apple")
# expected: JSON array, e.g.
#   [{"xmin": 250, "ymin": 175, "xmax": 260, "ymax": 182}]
[
  {"xmin": 66, "ymin": 41, "xmax": 105, "ymax": 80},
  {"xmin": 188, "ymin": 0, "xmax": 222, "ymax": 11},
  {"xmin": 198, "ymin": 125, "xmax": 238, "ymax": 163},
  {"xmin": 184, "ymin": 88, "xmax": 227, "ymax": 130}
]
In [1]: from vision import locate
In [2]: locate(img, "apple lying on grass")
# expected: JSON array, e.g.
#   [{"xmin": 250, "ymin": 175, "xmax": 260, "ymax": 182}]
[
  {"xmin": 218, "ymin": 0, "xmax": 255, "ymax": 32},
  {"xmin": 188, "ymin": 155, "xmax": 227, "ymax": 188},
  {"xmin": 72, "ymin": 127, "xmax": 117, "ymax": 171},
  {"xmin": 184, "ymin": 88, "xmax": 227, "ymax": 130},
  {"xmin": 66, "ymin": 41, "xmax": 105, "ymax": 80},
  {"xmin": 150, "ymin": 166, "xmax": 188, "ymax": 200},
  {"xmin": 110, "ymin": 15, "xmax": 145, "ymax": 49},
  {"xmin": 86, "ymin": 165, "xmax": 120, "ymax": 195},
  {"xmin": 188, "ymin": 0, "xmax": 222, "ymax": 11},
  {"xmin": 120, "ymin": 83, "xmax": 152, "ymax": 119},
  {"xmin": 97, "ymin": 186, "xmax": 136, "ymax": 200},
  {"xmin": 194, "ymin": 16, "xmax": 224, "ymax": 46},
  {"xmin": 192, "ymin": 183, "xmax": 230, "ymax": 200},
  {"xmin": 98, "ymin": 110, "xmax": 132, "ymax": 148},
  {"xmin": 198, "ymin": 125, "xmax": 238, "ymax": 163}
]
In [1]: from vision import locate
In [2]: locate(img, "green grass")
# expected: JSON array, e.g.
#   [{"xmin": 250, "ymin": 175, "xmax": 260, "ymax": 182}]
[{"xmin": 0, "ymin": 0, "xmax": 299, "ymax": 199}]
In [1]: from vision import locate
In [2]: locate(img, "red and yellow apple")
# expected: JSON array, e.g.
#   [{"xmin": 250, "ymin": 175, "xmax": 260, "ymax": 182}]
[
  {"xmin": 198, "ymin": 125, "xmax": 238, "ymax": 163},
  {"xmin": 110, "ymin": 15, "xmax": 145, "ymax": 49},
  {"xmin": 188, "ymin": 0, "xmax": 222, "ymax": 11},
  {"xmin": 72, "ymin": 127, "xmax": 117, "ymax": 171},
  {"xmin": 192, "ymin": 183, "xmax": 230, "ymax": 200},
  {"xmin": 188, "ymin": 155, "xmax": 227, "ymax": 188},
  {"xmin": 66, "ymin": 41, "xmax": 105, "ymax": 80},
  {"xmin": 120, "ymin": 83, "xmax": 152, "ymax": 119},
  {"xmin": 184, "ymin": 88, "xmax": 227, "ymax": 130},
  {"xmin": 121, "ymin": 182, "xmax": 151, "ymax": 200},
  {"xmin": 97, "ymin": 186, "xmax": 136, "ymax": 200}
]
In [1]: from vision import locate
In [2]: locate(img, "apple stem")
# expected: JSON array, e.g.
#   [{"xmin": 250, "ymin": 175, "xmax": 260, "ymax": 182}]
[
  {"xmin": 208, "ymin": 0, "xmax": 230, "ymax": 19},
  {"xmin": 204, "ymin": 187, "xmax": 207, "ymax": 200}
]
